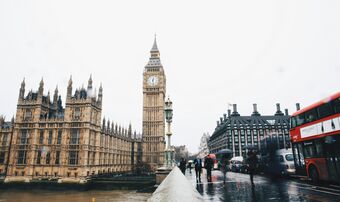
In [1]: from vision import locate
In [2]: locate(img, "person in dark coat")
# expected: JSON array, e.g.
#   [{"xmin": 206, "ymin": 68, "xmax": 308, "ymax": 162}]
[
  {"xmin": 193, "ymin": 158, "xmax": 202, "ymax": 182},
  {"xmin": 179, "ymin": 158, "xmax": 186, "ymax": 175},
  {"xmin": 247, "ymin": 150, "xmax": 258, "ymax": 186},
  {"xmin": 204, "ymin": 155, "xmax": 214, "ymax": 182}
]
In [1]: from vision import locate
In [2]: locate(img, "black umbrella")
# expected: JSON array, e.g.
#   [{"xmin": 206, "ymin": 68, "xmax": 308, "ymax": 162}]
[
  {"xmin": 216, "ymin": 149, "xmax": 233, "ymax": 155},
  {"xmin": 243, "ymin": 145, "xmax": 258, "ymax": 150}
]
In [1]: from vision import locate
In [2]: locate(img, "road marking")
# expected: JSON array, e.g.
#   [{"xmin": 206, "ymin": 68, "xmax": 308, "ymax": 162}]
[
  {"xmin": 330, "ymin": 184, "xmax": 340, "ymax": 189},
  {"xmin": 289, "ymin": 181, "xmax": 340, "ymax": 193},
  {"xmin": 289, "ymin": 184, "xmax": 340, "ymax": 196}
]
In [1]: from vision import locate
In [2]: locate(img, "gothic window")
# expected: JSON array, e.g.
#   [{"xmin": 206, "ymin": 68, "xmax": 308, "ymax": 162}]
[
  {"xmin": 37, "ymin": 150, "xmax": 41, "ymax": 165},
  {"xmin": 46, "ymin": 151, "xmax": 51, "ymax": 164},
  {"xmin": 19, "ymin": 130, "xmax": 28, "ymax": 145},
  {"xmin": 48, "ymin": 130, "xmax": 53, "ymax": 144},
  {"xmin": 70, "ymin": 129, "xmax": 80, "ymax": 145},
  {"xmin": 24, "ymin": 109, "xmax": 32, "ymax": 120},
  {"xmin": 57, "ymin": 130, "xmax": 62, "ymax": 144},
  {"xmin": 39, "ymin": 130, "xmax": 44, "ymax": 144},
  {"xmin": 69, "ymin": 151, "xmax": 79, "ymax": 165},
  {"xmin": 17, "ymin": 150, "xmax": 27, "ymax": 164},
  {"xmin": 74, "ymin": 107, "xmax": 81, "ymax": 120},
  {"xmin": 55, "ymin": 151, "xmax": 60, "ymax": 165},
  {"xmin": 0, "ymin": 152, "xmax": 5, "ymax": 164},
  {"xmin": 2, "ymin": 134, "xmax": 7, "ymax": 146}
]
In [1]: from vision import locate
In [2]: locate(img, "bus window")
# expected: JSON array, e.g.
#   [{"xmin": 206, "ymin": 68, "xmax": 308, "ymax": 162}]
[
  {"xmin": 290, "ymin": 117, "xmax": 297, "ymax": 128},
  {"xmin": 296, "ymin": 113, "xmax": 306, "ymax": 126},
  {"xmin": 305, "ymin": 109, "xmax": 318, "ymax": 123},
  {"xmin": 332, "ymin": 98, "xmax": 340, "ymax": 113},
  {"xmin": 315, "ymin": 139, "xmax": 324, "ymax": 158},
  {"xmin": 303, "ymin": 141, "xmax": 316, "ymax": 158},
  {"xmin": 318, "ymin": 103, "xmax": 333, "ymax": 119}
]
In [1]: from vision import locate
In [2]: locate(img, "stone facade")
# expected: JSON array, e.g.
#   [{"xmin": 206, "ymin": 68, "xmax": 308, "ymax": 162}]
[
  {"xmin": 0, "ymin": 77, "xmax": 142, "ymax": 183},
  {"xmin": 142, "ymin": 38, "xmax": 166, "ymax": 171}
]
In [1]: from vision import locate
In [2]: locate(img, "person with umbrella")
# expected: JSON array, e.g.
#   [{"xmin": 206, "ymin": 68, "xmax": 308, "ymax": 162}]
[
  {"xmin": 216, "ymin": 149, "xmax": 232, "ymax": 184},
  {"xmin": 246, "ymin": 149, "xmax": 258, "ymax": 187},
  {"xmin": 193, "ymin": 157, "xmax": 202, "ymax": 182},
  {"xmin": 204, "ymin": 154, "xmax": 214, "ymax": 182}
]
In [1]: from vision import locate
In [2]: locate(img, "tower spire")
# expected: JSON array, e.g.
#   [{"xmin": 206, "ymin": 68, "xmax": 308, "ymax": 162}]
[{"xmin": 151, "ymin": 34, "xmax": 159, "ymax": 52}]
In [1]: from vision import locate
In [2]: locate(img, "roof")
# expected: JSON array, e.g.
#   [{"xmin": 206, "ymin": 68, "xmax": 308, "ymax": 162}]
[{"xmin": 292, "ymin": 91, "xmax": 340, "ymax": 116}]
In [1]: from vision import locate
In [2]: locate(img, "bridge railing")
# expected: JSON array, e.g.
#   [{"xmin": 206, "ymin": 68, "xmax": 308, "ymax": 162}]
[{"xmin": 148, "ymin": 166, "xmax": 203, "ymax": 202}]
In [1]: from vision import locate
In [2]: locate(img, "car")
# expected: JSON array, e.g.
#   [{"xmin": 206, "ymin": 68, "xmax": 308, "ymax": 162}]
[{"xmin": 229, "ymin": 156, "xmax": 244, "ymax": 172}]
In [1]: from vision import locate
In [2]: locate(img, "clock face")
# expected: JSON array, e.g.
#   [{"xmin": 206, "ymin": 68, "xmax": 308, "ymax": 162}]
[{"xmin": 147, "ymin": 76, "xmax": 159, "ymax": 86}]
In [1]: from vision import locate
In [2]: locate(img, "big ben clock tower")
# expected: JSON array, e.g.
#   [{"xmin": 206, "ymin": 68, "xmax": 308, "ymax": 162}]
[{"xmin": 142, "ymin": 37, "xmax": 166, "ymax": 170}]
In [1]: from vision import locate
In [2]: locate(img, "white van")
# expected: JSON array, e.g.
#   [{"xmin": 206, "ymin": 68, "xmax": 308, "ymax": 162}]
[{"xmin": 274, "ymin": 148, "xmax": 296, "ymax": 175}]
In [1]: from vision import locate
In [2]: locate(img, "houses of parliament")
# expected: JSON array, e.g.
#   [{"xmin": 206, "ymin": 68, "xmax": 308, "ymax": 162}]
[{"xmin": 0, "ymin": 39, "xmax": 167, "ymax": 183}]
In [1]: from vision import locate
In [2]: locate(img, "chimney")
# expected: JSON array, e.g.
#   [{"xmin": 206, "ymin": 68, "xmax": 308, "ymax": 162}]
[
  {"xmin": 223, "ymin": 113, "xmax": 227, "ymax": 121},
  {"xmin": 220, "ymin": 117, "xmax": 223, "ymax": 123},
  {"xmin": 216, "ymin": 121, "xmax": 219, "ymax": 127},
  {"xmin": 233, "ymin": 104, "xmax": 237, "ymax": 113},
  {"xmin": 227, "ymin": 109, "xmax": 231, "ymax": 117},
  {"xmin": 275, "ymin": 103, "xmax": 284, "ymax": 116},
  {"xmin": 253, "ymin": 103, "xmax": 258, "ymax": 112},
  {"xmin": 231, "ymin": 104, "xmax": 240, "ymax": 116},
  {"xmin": 276, "ymin": 103, "xmax": 281, "ymax": 112},
  {"xmin": 251, "ymin": 103, "xmax": 261, "ymax": 116},
  {"xmin": 285, "ymin": 109, "xmax": 289, "ymax": 116},
  {"xmin": 296, "ymin": 103, "xmax": 300, "ymax": 111}
]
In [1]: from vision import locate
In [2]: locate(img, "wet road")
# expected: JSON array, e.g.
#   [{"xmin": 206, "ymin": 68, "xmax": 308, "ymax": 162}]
[{"xmin": 185, "ymin": 169, "xmax": 340, "ymax": 202}]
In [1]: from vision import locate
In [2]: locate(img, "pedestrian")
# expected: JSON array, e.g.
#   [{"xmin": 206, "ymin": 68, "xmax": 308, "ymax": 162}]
[
  {"xmin": 187, "ymin": 161, "xmax": 192, "ymax": 174},
  {"xmin": 246, "ymin": 150, "xmax": 258, "ymax": 186},
  {"xmin": 179, "ymin": 158, "xmax": 186, "ymax": 175},
  {"xmin": 193, "ymin": 157, "xmax": 202, "ymax": 182},
  {"xmin": 220, "ymin": 154, "xmax": 229, "ymax": 184},
  {"xmin": 204, "ymin": 155, "xmax": 213, "ymax": 182}
]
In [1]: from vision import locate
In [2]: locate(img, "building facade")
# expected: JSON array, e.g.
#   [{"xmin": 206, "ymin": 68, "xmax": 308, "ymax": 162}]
[
  {"xmin": 0, "ymin": 117, "xmax": 13, "ymax": 176},
  {"xmin": 0, "ymin": 77, "xmax": 142, "ymax": 183},
  {"xmin": 208, "ymin": 103, "xmax": 292, "ymax": 158},
  {"xmin": 142, "ymin": 38, "xmax": 166, "ymax": 170}
]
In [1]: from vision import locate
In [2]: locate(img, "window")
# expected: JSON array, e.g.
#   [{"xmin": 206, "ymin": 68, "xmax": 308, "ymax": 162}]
[
  {"xmin": 305, "ymin": 109, "xmax": 318, "ymax": 123},
  {"xmin": 296, "ymin": 113, "xmax": 306, "ymax": 126},
  {"xmin": 318, "ymin": 103, "xmax": 333, "ymax": 119},
  {"xmin": 74, "ymin": 107, "xmax": 81, "ymax": 119},
  {"xmin": 2, "ymin": 134, "xmax": 7, "ymax": 146},
  {"xmin": 0, "ymin": 152, "xmax": 5, "ymax": 164},
  {"xmin": 333, "ymin": 98, "xmax": 340, "ymax": 113},
  {"xmin": 24, "ymin": 109, "xmax": 32, "ymax": 120},
  {"xmin": 17, "ymin": 150, "xmax": 27, "ymax": 164},
  {"xmin": 19, "ymin": 130, "xmax": 28, "ymax": 145},
  {"xmin": 70, "ymin": 129, "xmax": 80, "ymax": 145},
  {"xmin": 55, "ymin": 151, "xmax": 60, "ymax": 165},
  {"xmin": 46, "ymin": 151, "xmax": 50, "ymax": 164},
  {"xmin": 37, "ymin": 150, "xmax": 41, "ymax": 164},
  {"xmin": 48, "ymin": 130, "xmax": 53, "ymax": 144},
  {"xmin": 285, "ymin": 154, "xmax": 294, "ymax": 161},
  {"xmin": 57, "ymin": 130, "xmax": 62, "ymax": 144},
  {"xmin": 303, "ymin": 141, "xmax": 316, "ymax": 158},
  {"xmin": 69, "ymin": 151, "xmax": 79, "ymax": 165},
  {"xmin": 39, "ymin": 130, "xmax": 44, "ymax": 144}
]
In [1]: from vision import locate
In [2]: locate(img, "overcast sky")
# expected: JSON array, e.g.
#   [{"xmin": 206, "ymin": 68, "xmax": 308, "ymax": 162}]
[{"xmin": 0, "ymin": 0, "xmax": 339, "ymax": 153}]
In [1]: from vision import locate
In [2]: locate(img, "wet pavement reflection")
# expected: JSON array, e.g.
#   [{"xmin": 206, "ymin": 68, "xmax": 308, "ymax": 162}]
[
  {"xmin": 0, "ymin": 189, "xmax": 151, "ymax": 202},
  {"xmin": 185, "ymin": 169, "xmax": 340, "ymax": 202}
]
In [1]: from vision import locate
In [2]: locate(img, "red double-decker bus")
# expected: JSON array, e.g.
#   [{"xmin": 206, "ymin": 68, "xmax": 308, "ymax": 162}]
[{"xmin": 290, "ymin": 92, "xmax": 340, "ymax": 183}]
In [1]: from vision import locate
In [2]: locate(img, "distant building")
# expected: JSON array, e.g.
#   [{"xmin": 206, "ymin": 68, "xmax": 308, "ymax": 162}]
[
  {"xmin": 0, "ymin": 77, "xmax": 142, "ymax": 183},
  {"xmin": 174, "ymin": 145, "xmax": 189, "ymax": 162},
  {"xmin": 197, "ymin": 133, "xmax": 210, "ymax": 158},
  {"xmin": 208, "ymin": 103, "xmax": 296, "ymax": 158}
]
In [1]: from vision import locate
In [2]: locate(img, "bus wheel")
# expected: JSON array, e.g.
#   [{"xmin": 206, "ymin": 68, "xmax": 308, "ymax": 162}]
[{"xmin": 309, "ymin": 166, "xmax": 319, "ymax": 184}]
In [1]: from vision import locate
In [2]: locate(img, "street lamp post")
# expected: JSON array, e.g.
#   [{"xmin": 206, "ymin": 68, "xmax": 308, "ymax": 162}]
[{"xmin": 164, "ymin": 96, "xmax": 174, "ymax": 168}]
